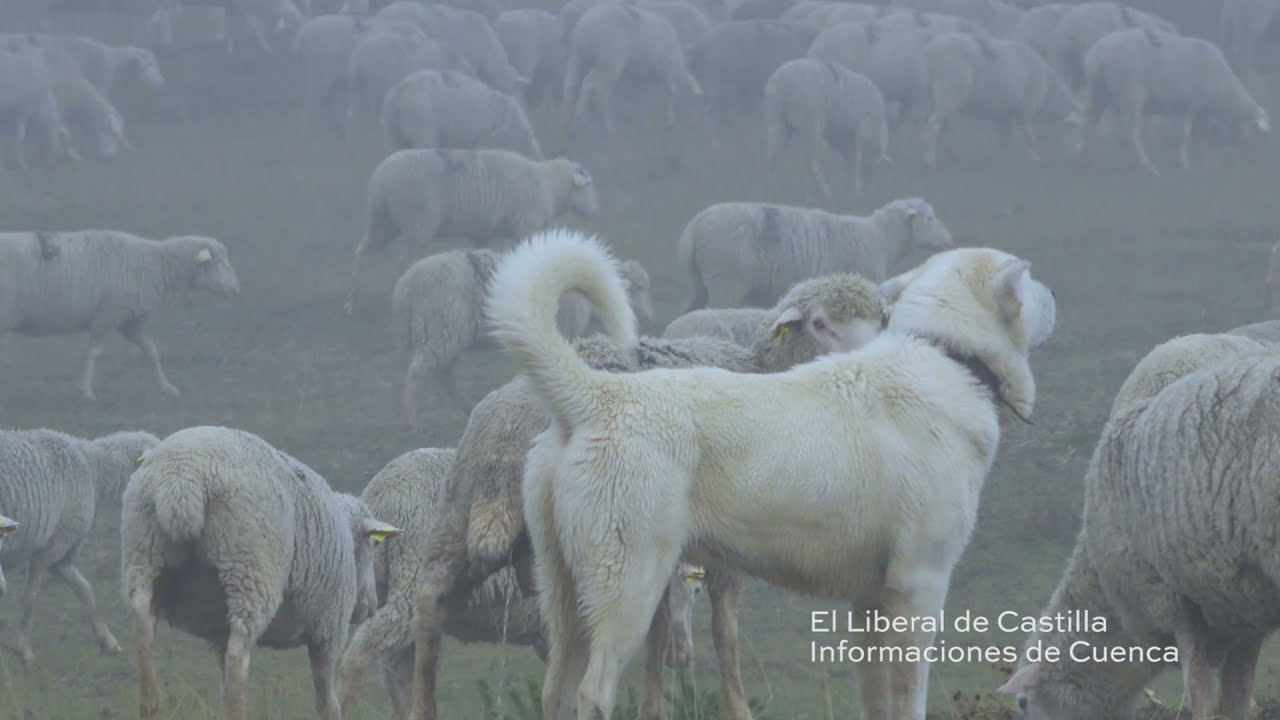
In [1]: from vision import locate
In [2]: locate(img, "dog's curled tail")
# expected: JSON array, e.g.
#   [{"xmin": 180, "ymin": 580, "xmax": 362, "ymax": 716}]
[{"xmin": 485, "ymin": 228, "xmax": 638, "ymax": 428}]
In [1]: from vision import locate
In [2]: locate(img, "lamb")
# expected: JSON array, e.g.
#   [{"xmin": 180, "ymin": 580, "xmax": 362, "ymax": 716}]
[
  {"xmin": 678, "ymin": 197, "xmax": 954, "ymax": 311},
  {"xmin": 685, "ymin": 19, "xmax": 817, "ymax": 130},
  {"xmin": 483, "ymin": 230, "xmax": 1055, "ymax": 720},
  {"xmin": 391, "ymin": 247, "xmax": 653, "ymax": 423},
  {"xmin": 0, "ymin": 230, "xmax": 240, "ymax": 400},
  {"xmin": 121, "ymin": 425, "xmax": 402, "ymax": 720},
  {"xmin": 663, "ymin": 272, "xmax": 884, "ymax": 352},
  {"xmin": 919, "ymin": 32, "xmax": 1077, "ymax": 166},
  {"xmin": 36, "ymin": 34, "xmax": 164, "ymax": 97},
  {"xmin": 0, "ymin": 514, "xmax": 16, "ymax": 600},
  {"xmin": 1220, "ymin": 0, "xmax": 1280, "ymax": 78},
  {"xmin": 1107, "ymin": 332, "xmax": 1268, "ymax": 419},
  {"xmin": 997, "ymin": 347, "xmax": 1280, "ymax": 720},
  {"xmin": 1067, "ymin": 27, "xmax": 1270, "ymax": 175},
  {"xmin": 1042, "ymin": 1, "xmax": 1178, "ymax": 92},
  {"xmin": 763, "ymin": 57, "xmax": 891, "ymax": 196},
  {"xmin": 381, "ymin": 69, "xmax": 543, "ymax": 159},
  {"xmin": 336, "ymin": 447, "xmax": 705, "ymax": 718},
  {"xmin": 493, "ymin": 8, "xmax": 566, "ymax": 107},
  {"xmin": 403, "ymin": 263, "xmax": 888, "ymax": 720},
  {"xmin": 560, "ymin": 0, "xmax": 703, "ymax": 132},
  {"xmin": 344, "ymin": 148, "xmax": 599, "ymax": 315},
  {"xmin": 0, "ymin": 429, "xmax": 158, "ymax": 663},
  {"xmin": 345, "ymin": 23, "xmax": 474, "ymax": 129},
  {"xmin": 374, "ymin": 2, "xmax": 526, "ymax": 96}
]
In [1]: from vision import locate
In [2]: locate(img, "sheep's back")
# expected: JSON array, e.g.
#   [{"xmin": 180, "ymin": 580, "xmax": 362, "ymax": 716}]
[{"xmin": 0, "ymin": 429, "xmax": 87, "ymax": 560}]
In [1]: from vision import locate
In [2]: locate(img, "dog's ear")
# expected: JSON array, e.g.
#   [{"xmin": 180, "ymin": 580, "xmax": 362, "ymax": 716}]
[
  {"xmin": 877, "ymin": 265, "xmax": 924, "ymax": 308},
  {"xmin": 995, "ymin": 258, "xmax": 1031, "ymax": 321}
]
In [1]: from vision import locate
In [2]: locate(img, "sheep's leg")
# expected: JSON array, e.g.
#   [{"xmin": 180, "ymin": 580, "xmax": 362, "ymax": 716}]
[
  {"xmin": 1178, "ymin": 112, "xmax": 1195, "ymax": 170},
  {"xmin": 1128, "ymin": 113, "xmax": 1159, "ymax": 176},
  {"xmin": 439, "ymin": 361, "xmax": 470, "ymax": 413},
  {"xmin": 640, "ymin": 587, "xmax": 674, "ymax": 720},
  {"xmin": 132, "ymin": 588, "xmax": 164, "ymax": 718},
  {"xmin": 52, "ymin": 562, "xmax": 121, "ymax": 655},
  {"xmin": 402, "ymin": 350, "xmax": 429, "ymax": 428},
  {"xmin": 1218, "ymin": 635, "xmax": 1264, "ymax": 720},
  {"xmin": 922, "ymin": 114, "xmax": 944, "ymax": 168},
  {"xmin": 340, "ymin": 595, "xmax": 412, "ymax": 716},
  {"xmin": 121, "ymin": 319, "xmax": 180, "ymax": 397},
  {"xmin": 245, "ymin": 15, "xmax": 273, "ymax": 54},
  {"xmin": 1019, "ymin": 115, "xmax": 1040, "ymax": 163},
  {"xmin": 308, "ymin": 640, "xmax": 342, "ymax": 720},
  {"xmin": 13, "ymin": 562, "xmax": 43, "ymax": 663},
  {"xmin": 12, "ymin": 115, "xmax": 30, "ymax": 171},
  {"xmin": 1175, "ymin": 624, "xmax": 1218, "ymax": 720},
  {"xmin": 707, "ymin": 568, "xmax": 752, "ymax": 720},
  {"xmin": 222, "ymin": 626, "xmax": 255, "ymax": 720},
  {"xmin": 837, "ymin": 140, "xmax": 863, "ymax": 195},
  {"xmin": 384, "ymin": 648, "xmax": 415, "ymax": 720},
  {"xmin": 79, "ymin": 329, "xmax": 108, "ymax": 401},
  {"xmin": 408, "ymin": 578, "xmax": 450, "ymax": 720}
]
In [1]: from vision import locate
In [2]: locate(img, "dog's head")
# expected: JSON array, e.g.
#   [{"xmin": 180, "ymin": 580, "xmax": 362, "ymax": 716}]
[{"xmin": 878, "ymin": 247, "xmax": 1056, "ymax": 426}]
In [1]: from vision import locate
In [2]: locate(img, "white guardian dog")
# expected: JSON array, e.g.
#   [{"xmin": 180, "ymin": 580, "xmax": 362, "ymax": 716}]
[{"xmin": 484, "ymin": 228, "xmax": 1056, "ymax": 720}]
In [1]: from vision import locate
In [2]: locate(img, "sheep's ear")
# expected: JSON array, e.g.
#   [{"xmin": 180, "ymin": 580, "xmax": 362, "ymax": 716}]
[
  {"xmin": 996, "ymin": 662, "xmax": 1041, "ymax": 695},
  {"xmin": 771, "ymin": 305, "xmax": 805, "ymax": 342},
  {"xmin": 194, "ymin": 247, "xmax": 212, "ymax": 264},
  {"xmin": 361, "ymin": 517, "xmax": 402, "ymax": 543},
  {"xmin": 0, "ymin": 515, "xmax": 17, "ymax": 535},
  {"xmin": 572, "ymin": 168, "xmax": 592, "ymax": 186},
  {"xmin": 994, "ymin": 258, "xmax": 1031, "ymax": 320}
]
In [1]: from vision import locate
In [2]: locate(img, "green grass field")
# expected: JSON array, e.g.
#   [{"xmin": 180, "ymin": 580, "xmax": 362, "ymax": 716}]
[{"xmin": 2, "ymin": 2, "xmax": 1279, "ymax": 718}]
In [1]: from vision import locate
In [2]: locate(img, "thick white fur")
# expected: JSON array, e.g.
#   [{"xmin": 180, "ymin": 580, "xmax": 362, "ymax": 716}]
[{"xmin": 484, "ymin": 229, "xmax": 1056, "ymax": 720}]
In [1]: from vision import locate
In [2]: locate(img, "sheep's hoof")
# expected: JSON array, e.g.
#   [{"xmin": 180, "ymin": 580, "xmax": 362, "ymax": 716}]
[
  {"xmin": 99, "ymin": 635, "xmax": 122, "ymax": 656},
  {"xmin": 80, "ymin": 387, "xmax": 97, "ymax": 402},
  {"xmin": 160, "ymin": 382, "xmax": 181, "ymax": 398},
  {"xmin": 19, "ymin": 646, "xmax": 34, "ymax": 664},
  {"xmin": 343, "ymin": 301, "xmax": 356, "ymax": 318}
]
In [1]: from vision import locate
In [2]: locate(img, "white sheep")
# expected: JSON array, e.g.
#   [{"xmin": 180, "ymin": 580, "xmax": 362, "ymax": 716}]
[
  {"xmin": 493, "ymin": 8, "xmax": 567, "ymax": 107},
  {"xmin": 1041, "ymin": 1, "xmax": 1177, "ymax": 91},
  {"xmin": 662, "ymin": 307, "xmax": 767, "ymax": 346},
  {"xmin": 998, "ymin": 345, "xmax": 1280, "ymax": 720},
  {"xmin": 482, "ymin": 230, "xmax": 1055, "ymax": 720},
  {"xmin": 391, "ymin": 247, "xmax": 653, "ymax": 422},
  {"xmin": 677, "ymin": 197, "xmax": 954, "ymax": 311},
  {"xmin": 890, "ymin": 0, "xmax": 1024, "ymax": 34},
  {"xmin": 344, "ymin": 148, "xmax": 600, "ymax": 315},
  {"xmin": 874, "ymin": 8, "xmax": 992, "ymax": 36},
  {"xmin": 345, "ymin": 22, "xmax": 473, "ymax": 129},
  {"xmin": 35, "ymin": 41, "xmax": 132, "ymax": 159},
  {"xmin": 1220, "ymin": 0, "xmax": 1280, "ymax": 78},
  {"xmin": 807, "ymin": 21, "xmax": 940, "ymax": 133},
  {"xmin": 919, "ymin": 31, "xmax": 1076, "ymax": 166},
  {"xmin": 0, "ymin": 428, "xmax": 159, "ymax": 663},
  {"xmin": 374, "ymin": 2, "xmax": 526, "ymax": 96},
  {"xmin": 336, "ymin": 447, "xmax": 705, "ymax": 718},
  {"xmin": 404, "ymin": 265, "xmax": 887, "ymax": 720},
  {"xmin": 294, "ymin": 13, "xmax": 370, "ymax": 135},
  {"xmin": 38, "ymin": 34, "xmax": 164, "ymax": 97},
  {"xmin": 1068, "ymin": 27, "xmax": 1270, "ymax": 175},
  {"xmin": 153, "ymin": 0, "xmax": 305, "ymax": 54},
  {"xmin": 1005, "ymin": 3, "xmax": 1070, "ymax": 57},
  {"xmin": 1227, "ymin": 317, "xmax": 1280, "ymax": 344},
  {"xmin": 381, "ymin": 69, "xmax": 543, "ymax": 159},
  {"xmin": 0, "ymin": 514, "xmax": 16, "ymax": 601},
  {"xmin": 560, "ymin": 0, "xmax": 703, "ymax": 132},
  {"xmin": 640, "ymin": 0, "xmax": 715, "ymax": 49},
  {"xmin": 0, "ymin": 230, "xmax": 240, "ymax": 400},
  {"xmin": 121, "ymin": 425, "xmax": 402, "ymax": 720},
  {"xmin": 0, "ymin": 37, "xmax": 76, "ymax": 170},
  {"xmin": 763, "ymin": 57, "xmax": 891, "ymax": 197},
  {"xmin": 1107, "ymin": 332, "xmax": 1268, "ymax": 419}
]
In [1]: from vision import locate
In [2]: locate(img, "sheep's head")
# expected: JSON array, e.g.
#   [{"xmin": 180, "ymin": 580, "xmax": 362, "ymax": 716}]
[
  {"xmin": 662, "ymin": 563, "xmax": 704, "ymax": 669},
  {"xmin": 127, "ymin": 47, "xmax": 165, "ymax": 89},
  {"xmin": 182, "ymin": 237, "xmax": 240, "ymax": 296},
  {"xmin": 348, "ymin": 504, "xmax": 403, "ymax": 625},
  {"xmin": 896, "ymin": 197, "xmax": 954, "ymax": 252},
  {"xmin": 0, "ymin": 514, "xmax": 17, "ymax": 601},
  {"xmin": 618, "ymin": 260, "xmax": 655, "ymax": 331},
  {"xmin": 996, "ymin": 658, "xmax": 1143, "ymax": 720},
  {"xmin": 565, "ymin": 161, "xmax": 601, "ymax": 219},
  {"xmin": 766, "ymin": 272, "xmax": 886, "ymax": 357}
]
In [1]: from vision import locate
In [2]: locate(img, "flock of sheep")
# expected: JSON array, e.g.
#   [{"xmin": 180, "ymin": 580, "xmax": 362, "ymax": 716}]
[{"xmin": 4, "ymin": 0, "xmax": 1280, "ymax": 719}]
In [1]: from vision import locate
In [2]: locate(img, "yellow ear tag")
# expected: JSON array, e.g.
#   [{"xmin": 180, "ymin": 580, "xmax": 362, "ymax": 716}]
[
  {"xmin": 136, "ymin": 453, "xmax": 147, "ymax": 463},
  {"xmin": 775, "ymin": 325, "xmax": 790, "ymax": 342},
  {"xmin": 685, "ymin": 566, "xmax": 706, "ymax": 583},
  {"xmin": 369, "ymin": 531, "xmax": 392, "ymax": 544}
]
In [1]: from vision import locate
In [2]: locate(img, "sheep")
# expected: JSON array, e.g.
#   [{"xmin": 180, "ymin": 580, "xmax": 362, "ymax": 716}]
[
  {"xmin": 729, "ymin": 0, "xmax": 797, "ymax": 21},
  {"xmin": 918, "ymin": 32, "xmax": 1077, "ymax": 166},
  {"xmin": 997, "ymin": 348, "xmax": 1280, "ymax": 720},
  {"xmin": 763, "ymin": 57, "xmax": 891, "ymax": 197},
  {"xmin": 374, "ymin": 2, "xmax": 526, "ymax": 96},
  {"xmin": 294, "ymin": 13, "xmax": 375, "ymax": 135},
  {"xmin": 639, "ymin": 0, "xmax": 714, "ymax": 50},
  {"xmin": 36, "ymin": 34, "xmax": 164, "ymax": 97},
  {"xmin": 807, "ymin": 21, "xmax": 939, "ymax": 133},
  {"xmin": 381, "ymin": 69, "xmax": 543, "ymax": 159},
  {"xmin": 1067, "ymin": 27, "xmax": 1271, "ymax": 175},
  {"xmin": 1042, "ymin": 1, "xmax": 1178, "ymax": 92},
  {"xmin": 678, "ymin": 197, "xmax": 954, "ymax": 311},
  {"xmin": 560, "ymin": 0, "xmax": 703, "ymax": 132},
  {"xmin": 153, "ymin": 0, "xmax": 306, "ymax": 54},
  {"xmin": 391, "ymin": 247, "xmax": 654, "ymax": 423},
  {"xmin": 0, "ymin": 514, "xmax": 16, "ymax": 600},
  {"xmin": 345, "ymin": 23, "xmax": 474, "ymax": 129},
  {"xmin": 344, "ymin": 149, "xmax": 599, "ymax": 316},
  {"xmin": 1108, "ymin": 332, "xmax": 1269, "ymax": 419},
  {"xmin": 493, "ymin": 8, "xmax": 566, "ymax": 107},
  {"xmin": 1220, "ymin": 0, "xmax": 1280, "ymax": 79},
  {"xmin": 1005, "ymin": 3, "xmax": 1071, "ymax": 57},
  {"xmin": 779, "ymin": 1, "xmax": 881, "ymax": 31},
  {"xmin": 482, "ymin": 231, "xmax": 1055, "ymax": 720},
  {"xmin": 336, "ymin": 447, "xmax": 706, "ymax": 718},
  {"xmin": 0, "ymin": 428, "xmax": 159, "ymax": 663},
  {"xmin": 0, "ymin": 230, "xmax": 240, "ymax": 400},
  {"xmin": 874, "ymin": 8, "xmax": 992, "ymax": 37},
  {"xmin": 0, "ymin": 37, "xmax": 76, "ymax": 170},
  {"xmin": 36, "ymin": 41, "xmax": 132, "ymax": 159},
  {"xmin": 890, "ymin": 0, "xmax": 1024, "ymax": 35},
  {"xmin": 663, "ymin": 271, "xmax": 884, "ymax": 352},
  {"xmin": 404, "ymin": 261, "xmax": 888, "ymax": 720},
  {"xmin": 685, "ymin": 19, "xmax": 817, "ymax": 132},
  {"xmin": 121, "ymin": 425, "xmax": 403, "ymax": 720},
  {"xmin": 1227, "ymin": 318, "xmax": 1280, "ymax": 344}
]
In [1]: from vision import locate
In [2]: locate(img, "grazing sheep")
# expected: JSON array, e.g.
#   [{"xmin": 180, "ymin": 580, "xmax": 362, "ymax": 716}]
[
  {"xmin": 37, "ymin": 35, "xmax": 163, "ymax": 97},
  {"xmin": 391, "ymin": 247, "xmax": 653, "ymax": 422},
  {"xmin": 919, "ymin": 32, "xmax": 1077, "ymax": 166},
  {"xmin": 1220, "ymin": 0, "xmax": 1280, "ymax": 78},
  {"xmin": 686, "ymin": 19, "xmax": 817, "ymax": 129},
  {"xmin": 494, "ymin": 8, "xmax": 566, "ymax": 107},
  {"xmin": 345, "ymin": 23, "xmax": 474, "ymax": 128},
  {"xmin": 345, "ymin": 149, "xmax": 599, "ymax": 315},
  {"xmin": 336, "ymin": 447, "xmax": 705, "ymax": 718},
  {"xmin": 663, "ymin": 271, "xmax": 885, "ymax": 353},
  {"xmin": 294, "ymin": 13, "xmax": 378, "ymax": 135},
  {"xmin": 0, "ymin": 514, "xmax": 16, "ymax": 600},
  {"xmin": 381, "ymin": 70, "xmax": 543, "ymax": 159},
  {"xmin": 0, "ymin": 230, "xmax": 240, "ymax": 400},
  {"xmin": 0, "ymin": 429, "xmax": 159, "ymax": 663},
  {"xmin": 678, "ymin": 197, "xmax": 954, "ymax": 311},
  {"xmin": 1068, "ymin": 27, "xmax": 1270, "ymax": 175},
  {"xmin": 374, "ymin": 2, "xmax": 525, "ymax": 95},
  {"xmin": 763, "ymin": 57, "xmax": 891, "ymax": 196},
  {"xmin": 807, "ymin": 21, "xmax": 938, "ymax": 132},
  {"xmin": 483, "ymin": 230, "xmax": 1055, "ymax": 720},
  {"xmin": 998, "ymin": 349, "xmax": 1280, "ymax": 720},
  {"xmin": 405, "ymin": 259, "xmax": 888, "ymax": 720},
  {"xmin": 1042, "ymin": 1, "xmax": 1177, "ymax": 91},
  {"xmin": 0, "ymin": 37, "xmax": 76, "ymax": 169},
  {"xmin": 1108, "ymin": 332, "xmax": 1268, "ymax": 419},
  {"xmin": 122, "ymin": 425, "xmax": 402, "ymax": 720},
  {"xmin": 560, "ymin": 0, "xmax": 703, "ymax": 132}
]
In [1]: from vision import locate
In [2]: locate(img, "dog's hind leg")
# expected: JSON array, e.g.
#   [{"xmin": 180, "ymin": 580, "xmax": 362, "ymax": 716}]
[
  {"xmin": 881, "ymin": 567, "xmax": 952, "ymax": 720},
  {"xmin": 852, "ymin": 626, "xmax": 893, "ymax": 720}
]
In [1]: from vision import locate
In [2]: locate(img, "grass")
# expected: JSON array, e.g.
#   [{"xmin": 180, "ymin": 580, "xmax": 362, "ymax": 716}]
[{"xmin": 3, "ymin": 1, "xmax": 1280, "ymax": 718}]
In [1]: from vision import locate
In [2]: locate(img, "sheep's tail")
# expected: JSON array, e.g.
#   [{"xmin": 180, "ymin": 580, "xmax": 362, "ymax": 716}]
[
  {"xmin": 676, "ymin": 221, "xmax": 708, "ymax": 312},
  {"xmin": 485, "ymin": 229, "xmax": 637, "ymax": 430},
  {"xmin": 143, "ymin": 464, "xmax": 207, "ymax": 544}
]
